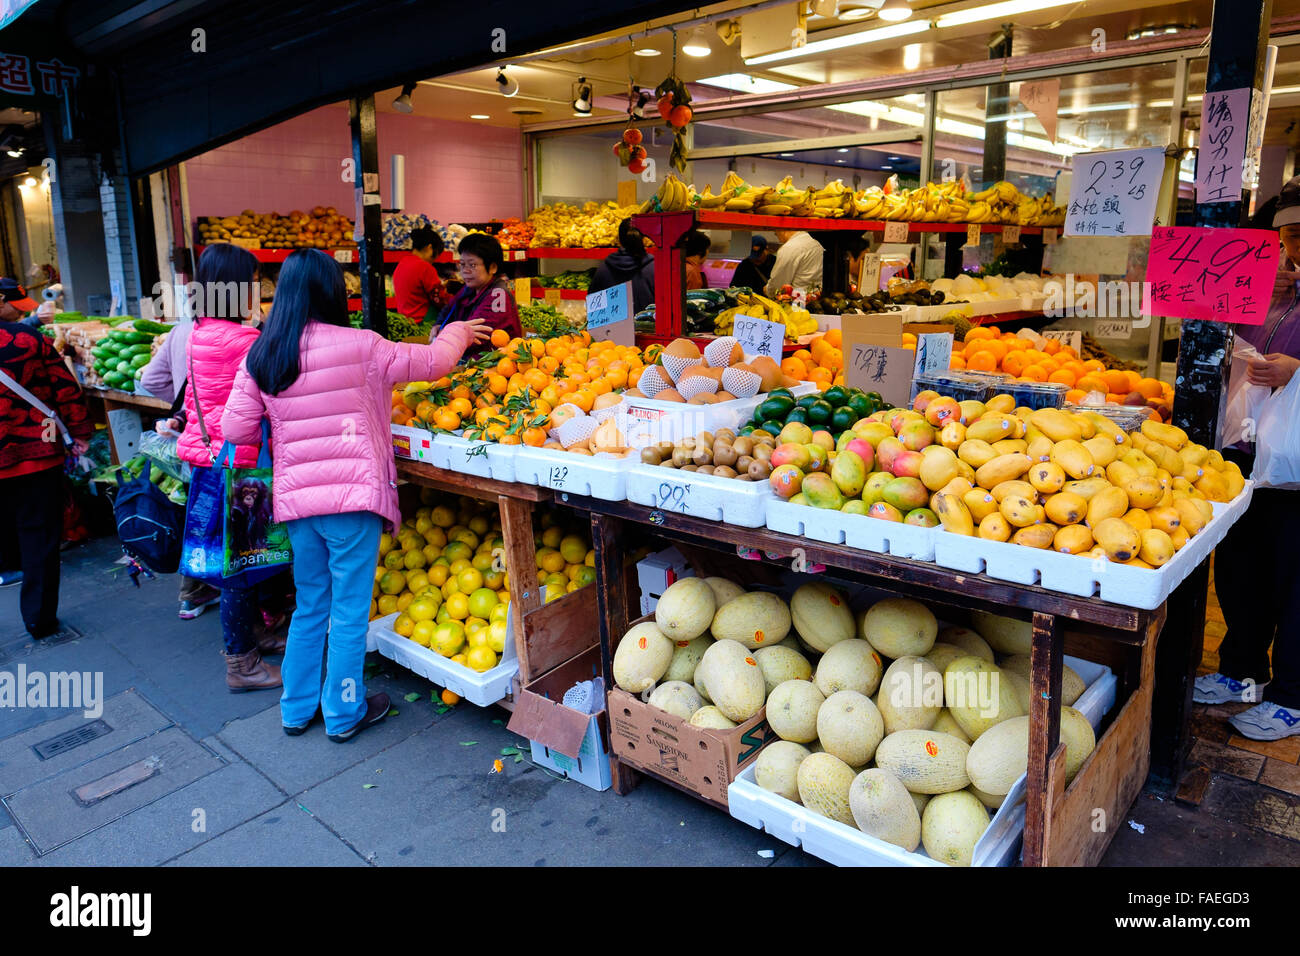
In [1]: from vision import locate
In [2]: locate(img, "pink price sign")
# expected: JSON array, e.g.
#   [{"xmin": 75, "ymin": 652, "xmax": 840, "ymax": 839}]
[{"xmin": 1144, "ymin": 226, "xmax": 1279, "ymax": 326}]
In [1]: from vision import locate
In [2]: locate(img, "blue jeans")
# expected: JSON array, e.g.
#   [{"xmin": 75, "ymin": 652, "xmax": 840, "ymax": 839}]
[{"xmin": 280, "ymin": 511, "xmax": 381, "ymax": 734}]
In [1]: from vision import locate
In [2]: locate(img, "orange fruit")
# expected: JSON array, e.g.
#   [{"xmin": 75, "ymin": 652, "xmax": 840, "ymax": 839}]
[
  {"xmin": 569, "ymin": 390, "xmax": 595, "ymax": 412},
  {"xmin": 810, "ymin": 367, "xmax": 833, "ymax": 384},
  {"xmin": 448, "ymin": 397, "xmax": 473, "ymax": 418},
  {"xmin": 522, "ymin": 427, "xmax": 548, "ymax": 447},
  {"xmin": 823, "ymin": 328, "xmax": 842, "ymax": 348},
  {"xmin": 1048, "ymin": 368, "xmax": 1076, "ymax": 387},
  {"xmin": 490, "ymin": 329, "xmax": 510, "ymax": 348},
  {"xmin": 433, "ymin": 408, "xmax": 461, "ymax": 430},
  {"xmin": 1136, "ymin": 377, "xmax": 1163, "ymax": 399},
  {"xmin": 1104, "ymin": 370, "xmax": 1130, "ymax": 394},
  {"xmin": 1042, "ymin": 338, "xmax": 1061, "ymax": 355},
  {"xmin": 391, "ymin": 405, "xmax": 414, "ymax": 425},
  {"xmin": 441, "ymin": 688, "xmax": 460, "ymax": 706},
  {"xmin": 1083, "ymin": 359, "xmax": 1106, "ymax": 374},
  {"xmin": 967, "ymin": 350, "xmax": 998, "ymax": 373},
  {"xmin": 965, "ymin": 326, "xmax": 996, "ymax": 342},
  {"xmin": 1065, "ymin": 388, "xmax": 1086, "ymax": 404},
  {"xmin": 949, "ymin": 354, "xmax": 966, "ymax": 369},
  {"xmin": 1124, "ymin": 370, "xmax": 1143, "ymax": 392},
  {"xmin": 1021, "ymin": 364, "xmax": 1047, "ymax": 382},
  {"xmin": 1001, "ymin": 350, "xmax": 1027, "ymax": 377},
  {"xmin": 414, "ymin": 399, "xmax": 440, "ymax": 423},
  {"xmin": 781, "ymin": 357, "xmax": 807, "ymax": 379}
]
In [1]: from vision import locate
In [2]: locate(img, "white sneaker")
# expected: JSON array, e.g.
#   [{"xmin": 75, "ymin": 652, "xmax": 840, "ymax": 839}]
[
  {"xmin": 1192, "ymin": 672, "xmax": 1267, "ymax": 705},
  {"xmin": 1229, "ymin": 702, "xmax": 1300, "ymax": 741}
]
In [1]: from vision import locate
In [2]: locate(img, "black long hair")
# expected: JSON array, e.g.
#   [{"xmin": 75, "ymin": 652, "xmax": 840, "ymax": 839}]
[
  {"xmin": 196, "ymin": 243, "xmax": 259, "ymax": 321},
  {"xmin": 245, "ymin": 248, "xmax": 349, "ymax": 396}
]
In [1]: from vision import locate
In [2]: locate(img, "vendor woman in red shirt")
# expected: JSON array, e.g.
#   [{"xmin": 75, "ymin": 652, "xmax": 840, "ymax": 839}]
[{"xmin": 392, "ymin": 227, "xmax": 447, "ymax": 325}]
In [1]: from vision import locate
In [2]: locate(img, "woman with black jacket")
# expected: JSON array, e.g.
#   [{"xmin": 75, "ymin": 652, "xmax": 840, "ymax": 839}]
[{"xmin": 589, "ymin": 219, "xmax": 655, "ymax": 314}]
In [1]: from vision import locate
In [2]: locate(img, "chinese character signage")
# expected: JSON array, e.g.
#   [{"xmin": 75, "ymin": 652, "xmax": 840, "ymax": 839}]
[
  {"xmin": 1065, "ymin": 147, "xmax": 1164, "ymax": 238},
  {"xmin": 0, "ymin": 51, "xmax": 79, "ymax": 100},
  {"xmin": 1145, "ymin": 226, "xmax": 1278, "ymax": 326},
  {"xmin": 1196, "ymin": 88, "xmax": 1251, "ymax": 204}
]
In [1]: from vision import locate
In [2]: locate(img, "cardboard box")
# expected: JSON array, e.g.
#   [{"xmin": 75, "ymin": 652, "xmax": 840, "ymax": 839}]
[
  {"xmin": 507, "ymin": 647, "xmax": 611, "ymax": 791},
  {"xmin": 841, "ymin": 310, "xmax": 954, "ymax": 408},
  {"xmin": 636, "ymin": 547, "xmax": 693, "ymax": 616},
  {"xmin": 606, "ymin": 615, "xmax": 776, "ymax": 807}
]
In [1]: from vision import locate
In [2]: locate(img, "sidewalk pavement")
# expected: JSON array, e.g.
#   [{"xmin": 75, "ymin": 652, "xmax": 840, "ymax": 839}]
[{"xmin": 1, "ymin": 536, "xmax": 1296, "ymax": 867}]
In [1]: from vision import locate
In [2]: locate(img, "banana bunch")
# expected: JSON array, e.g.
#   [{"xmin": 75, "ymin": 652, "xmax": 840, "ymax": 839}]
[
  {"xmin": 692, "ymin": 184, "xmax": 729, "ymax": 209},
  {"xmin": 757, "ymin": 175, "xmax": 808, "ymax": 217},
  {"xmin": 806, "ymin": 179, "xmax": 851, "ymax": 218},
  {"xmin": 639, "ymin": 174, "xmax": 692, "ymax": 213}
]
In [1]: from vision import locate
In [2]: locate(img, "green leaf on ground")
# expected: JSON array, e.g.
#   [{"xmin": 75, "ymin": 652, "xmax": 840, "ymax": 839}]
[
  {"xmin": 404, "ymin": 692, "xmax": 420, "ymax": 702},
  {"xmin": 388, "ymin": 709, "xmax": 399, "ymax": 717},
  {"xmin": 362, "ymin": 784, "xmax": 377, "ymax": 789},
  {"xmin": 459, "ymin": 741, "xmax": 478, "ymax": 747}
]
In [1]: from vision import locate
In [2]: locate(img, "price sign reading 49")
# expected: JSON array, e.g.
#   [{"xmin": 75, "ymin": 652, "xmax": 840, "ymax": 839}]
[{"xmin": 1144, "ymin": 226, "xmax": 1279, "ymax": 326}]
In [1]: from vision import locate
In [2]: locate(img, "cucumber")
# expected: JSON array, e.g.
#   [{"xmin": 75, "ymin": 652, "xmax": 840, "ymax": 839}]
[
  {"xmin": 132, "ymin": 319, "xmax": 172, "ymax": 336},
  {"xmin": 130, "ymin": 353, "xmax": 151, "ymax": 369},
  {"xmin": 115, "ymin": 359, "xmax": 133, "ymax": 374},
  {"xmin": 103, "ymin": 371, "xmax": 127, "ymax": 388}
]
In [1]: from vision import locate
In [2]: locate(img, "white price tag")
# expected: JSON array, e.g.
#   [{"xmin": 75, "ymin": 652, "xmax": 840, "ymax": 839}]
[
  {"xmin": 1042, "ymin": 329, "xmax": 1082, "ymax": 351},
  {"xmin": 883, "ymin": 221, "xmax": 909, "ymax": 243},
  {"xmin": 965, "ymin": 224, "xmax": 981, "ymax": 248},
  {"xmin": 363, "ymin": 172, "xmax": 380, "ymax": 193},
  {"xmin": 512, "ymin": 250, "xmax": 527, "ymax": 261},
  {"xmin": 791, "ymin": 287, "xmax": 807, "ymax": 310},
  {"xmin": 734, "ymin": 315, "xmax": 785, "ymax": 359},
  {"xmin": 333, "ymin": 250, "xmax": 353, "ymax": 263},
  {"xmin": 1065, "ymin": 146, "xmax": 1165, "ymax": 237},
  {"xmin": 1197, "ymin": 88, "xmax": 1252, "ymax": 204},
  {"xmin": 652, "ymin": 478, "xmax": 692, "ymax": 514},
  {"xmin": 1043, "ymin": 228, "xmax": 1058, "ymax": 245},
  {"xmin": 912, "ymin": 333, "xmax": 954, "ymax": 379},
  {"xmin": 1002, "ymin": 225, "xmax": 1021, "ymax": 244},
  {"xmin": 1094, "ymin": 319, "xmax": 1133, "ymax": 340}
]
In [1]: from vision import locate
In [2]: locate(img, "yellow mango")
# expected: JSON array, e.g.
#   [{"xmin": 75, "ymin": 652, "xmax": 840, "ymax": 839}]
[
  {"xmin": 1169, "ymin": 526, "xmax": 1190, "ymax": 550},
  {"xmin": 1026, "ymin": 434, "xmax": 1054, "ymax": 461},
  {"xmin": 1050, "ymin": 440, "xmax": 1096, "ymax": 480},
  {"xmin": 975, "ymin": 453, "xmax": 1033, "ymax": 490},
  {"xmin": 1194, "ymin": 469, "xmax": 1230, "ymax": 502},
  {"xmin": 985, "ymin": 394, "xmax": 1016, "ymax": 414},
  {"xmin": 958, "ymin": 439, "xmax": 998, "ymax": 469},
  {"xmin": 1172, "ymin": 497, "xmax": 1206, "ymax": 535},
  {"xmin": 1147, "ymin": 506, "xmax": 1182, "ymax": 536},
  {"xmin": 999, "ymin": 494, "xmax": 1040, "ymax": 528},
  {"xmin": 1044, "ymin": 492, "xmax": 1087, "ymax": 526},
  {"xmin": 1028, "ymin": 461, "xmax": 1066, "ymax": 495},
  {"xmin": 1094, "ymin": 517, "xmax": 1141, "ymax": 563},
  {"xmin": 1062, "ymin": 477, "xmax": 1113, "ymax": 500},
  {"xmin": 1139, "ymin": 529, "xmax": 1174, "ymax": 567},
  {"xmin": 1029, "ymin": 408, "xmax": 1084, "ymax": 443},
  {"xmin": 939, "ymin": 420, "xmax": 967, "ymax": 451},
  {"xmin": 1123, "ymin": 476, "xmax": 1164, "ymax": 510},
  {"xmin": 1140, "ymin": 419, "xmax": 1189, "ymax": 450},
  {"xmin": 966, "ymin": 416, "xmax": 1016, "ymax": 444},
  {"xmin": 962, "ymin": 487, "xmax": 1000, "ymax": 522},
  {"xmin": 1082, "ymin": 435, "xmax": 1118, "ymax": 468},
  {"xmin": 991, "ymin": 480, "xmax": 1038, "ymax": 503},
  {"xmin": 934, "ymin": 493, "xmax": 975, "ymax": 536},
  {"xmin": 1121, "ymin": 508, "xmax": 1152, "ymax": 532},
  {"xmin": 1054, "ymin": 524, "xmax": 1094, "ymax": 555},
  {"xmin": 978, "ymin": 512, "xmax": 1012, "ymax": 541},
  {"xmin": 1086, "ymin": 485, "xmax": 1130, "ymax": 526},
  {"xmin": 1011, "ymin": 524, "xmax": 1057, "ymax": 549}
]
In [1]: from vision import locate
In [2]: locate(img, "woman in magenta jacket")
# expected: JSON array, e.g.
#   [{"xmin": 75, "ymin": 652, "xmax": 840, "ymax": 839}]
[
  {"xmin": 223, "ymin": 249, "xmax": 489, "ymax": 742},
  {"xmin": 176, "ymin": 244, "xmax": 287, "ymax": 693},
  {"xmin": 437, "ymin": 233, "xmax": 521, "ymax": 358}
]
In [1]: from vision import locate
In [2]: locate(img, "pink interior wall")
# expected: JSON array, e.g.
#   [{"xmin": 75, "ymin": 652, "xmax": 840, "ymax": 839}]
[{"xmin": 184, "ymin": 105, "xmax": 525, "ymax": 224}]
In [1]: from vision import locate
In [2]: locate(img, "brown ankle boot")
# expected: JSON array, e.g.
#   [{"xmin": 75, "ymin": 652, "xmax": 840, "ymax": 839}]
[
  {"xmin": 255, "ymin": 629, "xmax": 287, "ymax": 655},
  {"xmin": 225, "ymin": 649, "xmax": 282, "ymax": 693}
]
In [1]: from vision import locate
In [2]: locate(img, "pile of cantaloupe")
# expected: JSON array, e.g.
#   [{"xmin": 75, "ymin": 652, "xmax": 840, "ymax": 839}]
[{"xmin": 616, "ymin": 577, "xmax": 1098, "ymax": 866}]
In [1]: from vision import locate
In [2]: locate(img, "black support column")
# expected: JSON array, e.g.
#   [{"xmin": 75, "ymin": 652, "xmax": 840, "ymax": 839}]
[
  {"xmin": 350, "ymin": 94, "xmax": 386, "ymax": 338},
  {"xmin": 1152, "ymin": 0, "xmax": 1273, "ymax": 785},
  {"xmin": 984, "ymin": 27, "xmax": 1012, "ymax": 184}
]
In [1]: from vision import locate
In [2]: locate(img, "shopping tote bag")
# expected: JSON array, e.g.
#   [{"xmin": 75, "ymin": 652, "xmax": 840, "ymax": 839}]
[
  {"xmin": 223, "ymin": 450, "xmax": 292, "ymax": 577},
  {"xmin": 1251, "ymin": 370, "xmax": 1300, "ymax": 489}
]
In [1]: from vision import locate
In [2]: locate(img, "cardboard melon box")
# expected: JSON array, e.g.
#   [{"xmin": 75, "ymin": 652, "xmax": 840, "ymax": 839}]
[{"xmin": 606, "ymin": 615, "xmax": 775, "ymax": 807}]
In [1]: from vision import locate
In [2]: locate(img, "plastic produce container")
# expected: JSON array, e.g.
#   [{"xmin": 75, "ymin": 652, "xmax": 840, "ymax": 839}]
[
  {"xmin": 1002, "ymin": 381, "xmax": 1069, "ymax": 410},
  {"xmin": 1067, "ymin": 403, "xmax": 1152, "ymax": 433},
  {"xmin": 911, "ymin": 372, "xmax": 1004, "ymax": 404}
]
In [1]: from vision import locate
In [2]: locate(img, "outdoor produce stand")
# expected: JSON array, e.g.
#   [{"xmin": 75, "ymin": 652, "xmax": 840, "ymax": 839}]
[
  {"xmin": 559, "ymin": 491, "xmax": 1169, "ymax": 867},
  {"xmin": 82, "ymin": 386, "xmax": 172, "ymax": 465}
]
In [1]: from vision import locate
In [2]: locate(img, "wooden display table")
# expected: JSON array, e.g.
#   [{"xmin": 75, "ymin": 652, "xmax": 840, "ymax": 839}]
[
  {"xmin": 83, "ymin": 386, "xmax": 172, "ymax": 465},
  {"xmin": 561, "ymin": 492, "xmax": 1163, "ymax": 868}
]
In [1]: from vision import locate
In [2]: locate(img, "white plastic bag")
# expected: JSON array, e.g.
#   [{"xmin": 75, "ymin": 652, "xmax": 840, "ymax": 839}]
[
  {"xmin": 1251, "ymin": 370, "xmax": 1300, "ymax": 489},
  {"xmin": 1223, "ymin": 342, "xmax": 1269, "ymax": 447}
]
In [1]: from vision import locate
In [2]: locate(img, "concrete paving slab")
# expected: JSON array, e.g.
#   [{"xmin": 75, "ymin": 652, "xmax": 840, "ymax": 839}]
[
  {"xmin": 1101, "ymin": 789, "xmax": 1300, "ymax": 865},
  {"xmin": 0, "ymin": 689, "xmax": 171, "ymax": 793},
  {"xmin": 31, "ymin": 761, "xmax": 285, "ymax": 867},
  {"xmin": 166, "ymin": 804, "xmax": 366, "ymax": 867},
  {"xmin": 5, "ymin": 727, "xmax": 223, "ymax": 854},
  {"xmin": 0, "ymin": 822, "xmax": 34, "ymax": 865}
]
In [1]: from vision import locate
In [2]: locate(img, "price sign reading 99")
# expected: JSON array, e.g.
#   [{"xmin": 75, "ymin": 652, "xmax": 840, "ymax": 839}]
[{"xmin": 1144, "ymin": 226, "xmax": 1278, "ymax": 326}]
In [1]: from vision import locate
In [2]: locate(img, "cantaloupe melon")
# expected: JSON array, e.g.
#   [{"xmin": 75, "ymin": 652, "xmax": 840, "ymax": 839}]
[
  {"xmin": 937, "ymin": 626, "xmax": 995, "ymax": 662},
  {"xmin": 1002, "ymin": 669, "xmax": 1031, "ymax": 713},
  {"xmin": 797, "ymin": 752, "xmax": 858, "ymax": 826},
  {"xmin": 932, "ymin": 708, "xmax": 972, "ymax": 744},
  {"xmin": 873, "ymin": 729, "xmax": 972, "ymax": 794},
  {"xmin": 849, "ymin": 768, "xmax": 921, "ymax": 852},
  {"xmin": 967, "ymin": 782, "xmax": 1004, "ymax": 810},
  {"xmin": 813, "ymin": 639, "xmax": 883, "ymax": 698},
  {"xmin": 754, "ymin": 644, "xmax": 812, "ymax": 695},
  {"xmin": 613, "ymin": 621, "xmax": 673, "ymax": 693},
  {"xmin": 693, "ymin": 668, "xmax": 712, "ymax": 703},
  {"xmin": 861, "ymin": 598, "xmax": 938, "ymax": 658},
  {"xmin": 816, "ymin": 691, "xmax": 885, "ymax": 767},
  {"xmin": 965, "ymin": 715, "xmax": 1028, "ymax": 796},
  {"xmin": 655, "ymin": 578, "xmax": 716, "ymax": 641},
  {"xmin": 689, "ymin": 705, "xmax": 737, "ymax": 730},
  {"xmin": 922, "ymin": 791, "xmax": 989, "ymax": 866},
  {"xmin": 663, "ymin": 635, "xmax": 713, "ymax": 684},
  {"xmin": 711, "ymin": 592, "xmax": 792, "ymax": 650},
  {"xmin": 702, "ymin": 576, "xmax": 745, "ymax": 607},
  {"xmin": 695, "ymin": 639, "xmax": 766, "ymax": 722},
  {"xmin": 877, "ymin": 656, "xmax": 942, "ymax": 735},
  {"xmin": 647, "ymin": 681, "xmax": 704, "ymax": 720},
  {"xmin": 970, "ymin": 610, "xmax": 1031, "ymax": 655},
  {"xmin": 943, "ymin": 656, "xmax": 1023, "ymax": 740},
  {"xmin": 790, "ymin": 582, "xmax": 855, "ymax": 652},
  {"xmin": 1060, "ymin": 705, "xmax": 1097, "ymax": 783},
  {"xmin": 766, "ymin": 679, "xmax": 825, "ymax": 743},
  {"xmin": 998, "ymin": 654, "xmax": 1087, "ymax": 706},
  {"xmin": 910, "ymin": 790, "xmax": 931, "ymax": 818},
  {"xmin": 755, "ymin": 740, "xmax": 811, "ymax": 802},
  {"xmin": 924, "ymin": 643, "xmax": 969, "ymax": 676}
]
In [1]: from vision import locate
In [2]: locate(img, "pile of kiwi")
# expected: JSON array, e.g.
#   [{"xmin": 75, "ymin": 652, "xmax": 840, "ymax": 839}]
[{"xmin": 638, "ymin": 428, "xmax": 776, "ymax": 481}]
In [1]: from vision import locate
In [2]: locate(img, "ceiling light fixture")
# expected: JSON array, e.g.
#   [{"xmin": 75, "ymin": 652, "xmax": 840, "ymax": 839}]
[
  {"xmin": 682, "ymin": 26, "xmax": 712, "ymax": 57},
  {"xmin": 934, "ymin": 0, "xmax": 1077, "ymax": 29},
  {"xmin": 780, "ymin": 152, "xmax": 795, "ymax": 157},
  {"xmin": 881, "ymin": 164, "xmax": 893, "ymax": 169},
  {"xmin": 6, "ymin": 148, "xmax": 22, "ymax": 158},
  {"xmin": 470, "ymin": 114, "xmax": 490, "ymax": 120},
  {"xmin": 745, "ymin": 18, "xmax": 929, "ymax": 64},
  {"xmin": 877, "ymin": 0, "xmax": 912, "ymax": 22},
  {"xmin": 633, "ymin": 46, "xmax": 661, "ymax": 56},
  {"xmin": 392, "ymin": 83, "xmax": 416, "ymax": 113},
  {"xmin": 903, "ymin": 42, "xmax": 921, "ymax": 70},
  {"xmin": 838, "ymin": 2, "xmax": 875, "ymax": 20},
  {"xmin": 572, "ymin": 77, "xmax": 593, "ymax": 115},
  {"xmin": 496, "ymin": 68, "xmax": 519, "ymax": 98},
  {"xmin": 23, "ymin": 176, "xmax": 36, "ymax": 187}
]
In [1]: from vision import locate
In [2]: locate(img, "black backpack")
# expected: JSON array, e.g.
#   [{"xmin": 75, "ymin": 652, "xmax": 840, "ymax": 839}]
[{"xmin": 113, "ymin": 467, "xmax": 184, "ymax": 574}]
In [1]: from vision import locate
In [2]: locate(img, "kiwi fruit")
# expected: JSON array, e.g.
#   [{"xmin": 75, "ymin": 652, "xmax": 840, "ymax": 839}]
[
  {"xmin": 712, "ymin": 442, "xmax": 738, "ymax": 468},
  {"xmin": 692, "ymin": 446, "xmax": 713, "ymax": 467},
  {"xmin": 748, "ymin": 459, "xmax": 773, "ymax": 480},
  {"xmin": 680, "ymin": 464, "xmax": 699, "ymax": 472},
  {"xmin": 641, "ymin": 447, "xmax": 664, "ymax": 465},
  {"xmin": 670, "ymin": 448, "xmax": 693, "ymax": 468},
  {"xmin": 753, "ymin": 444, "xmax": 773, "ymax": 463},
  {"xmin": 713, "ymin": 465, "xmax": 737, "ymax": 479},
  {"xmin": 696, "ymin": 465, "xmax": 715, "ymax": 476},
  {"xmin": 736, "ymin": 455, "xmax": 754, "ymax": 472},
  {"xmin": 733, "ymin": 436, "xmax": 754, "ymax": 457}
]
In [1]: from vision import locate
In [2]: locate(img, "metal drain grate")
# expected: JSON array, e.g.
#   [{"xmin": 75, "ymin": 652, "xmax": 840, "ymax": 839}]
[
  {"xmin": 32, "ymin": 720, "xmax": 113, "ymax": 760},
  {"xmin": 34, "ymin": 625, "xmax": 83, "ymax": 648}
]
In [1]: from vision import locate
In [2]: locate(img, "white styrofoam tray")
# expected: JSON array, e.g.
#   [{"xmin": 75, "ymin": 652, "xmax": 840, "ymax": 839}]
[
  {"xmin": 929, "ymin": 481, "xmax": 1254, "ymax": 610},
  {"xmin": 765, "ymin": 500, "xmax": 939, "ymax": 561},
  {"xmin": 621, "ymin": 382, "xmax": 818, "ymax": 448},
  {"xmin": 370, "ymin": 602, "xmax": 520, "ymax": 707},
  {"xmin": 427, "ymin": 433, "xmax": 517, "ymax": 482},
  {"xmin": 727, "ymin": 655, "xmax": 1115, "ymax": 867},
  {"xmin": 625, "ymin": 462, "xmax": 775, "ymax": 527},
  {"xmin": 367, "ymin": 611, "xmax": 398, "ymax": 654},
  {"xmin": 512, "ymin": 445, "xmax": 630, "ymax": 501}
]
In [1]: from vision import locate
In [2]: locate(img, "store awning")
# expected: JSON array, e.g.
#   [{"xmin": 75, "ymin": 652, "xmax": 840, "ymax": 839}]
[{"xmin": 2, "ymin": 0, "xmax": 703, "ymax": 175}]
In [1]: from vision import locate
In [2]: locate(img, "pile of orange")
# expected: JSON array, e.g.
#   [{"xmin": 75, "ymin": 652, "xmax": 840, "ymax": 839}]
[
  {"xmin": 391, "ymin": 330, "xmax": 651, "ymax": 445},
  {"xmin": 783, "ymin": 329, "xmax": 847, "ymax": 388},
  {"xmin": 951, "ymin": 325, "xmax": 1174, "ymax": 415}
]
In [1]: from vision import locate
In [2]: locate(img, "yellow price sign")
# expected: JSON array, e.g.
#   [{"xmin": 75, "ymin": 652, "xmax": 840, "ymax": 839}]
[{"xmin": 514, "ymin": 277, "xmax": 531, "ymax": 302}]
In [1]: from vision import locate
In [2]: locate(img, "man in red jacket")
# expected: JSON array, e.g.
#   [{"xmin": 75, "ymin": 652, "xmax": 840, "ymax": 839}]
[{"xmin": 0, "ymin": 305, "xmax": 92, "ymax": 638}]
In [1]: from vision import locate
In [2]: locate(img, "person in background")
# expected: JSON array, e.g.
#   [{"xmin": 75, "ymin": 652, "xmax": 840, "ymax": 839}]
[
  {"xmin": 0, "ymin": 297, "xmax": 92, "ymax": 636},
  {"xmin": 176, "ymin": 243, "xmax": 286, "ymax": 693},
  {"xmin": 393, "ymin": 227, "xmax": 447, "ymax": 326},
  {"xmin": 683, "ymin": 230, "xmax": 711, "ymax": 290},
  {"xmin": 0, "ymin": 277, "xmax": 40, "ymax": 328},
  {"xmin": 222, "ymin": 249, "xmax": 490, "ymax": 742},
  {"xmin": 765, "ymin": 229, "xmax": 825, "ymax": 299},
  {"xmin": 730, "ymin": 235, "xmax": 773, "ymax": 292},
  {"xmin": 590, "ymin": 218, "xmax": 655, "ymax": 314},
  {"xmin": 438, "ymin": 233, "xmax": 521, "ymax": 357},
  {"xmin": 845, "ymin": 235, "xmax": 872, "ymax": 293},
  {"xmin": 1196, "ymin": 175, "xmax": 1300, "ymax": 741}
]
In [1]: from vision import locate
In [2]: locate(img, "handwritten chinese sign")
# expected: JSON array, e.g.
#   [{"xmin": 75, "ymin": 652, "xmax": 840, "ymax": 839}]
[
  {"xmin": 1196, "ymin": 88, "xmax": 1251, "ymax": 204},
  {"xmin": 845, "ymin": 342, "xmax": 913, "ymax": 407},
  {"xmin": 1145, "ymin": 226, "xmax": 1278, "ymax": 326},
  {"xmin": 734, "ymin": 315, "xmax": 784, "ymax": 359},
  {"xmin": 1018, "ymin": 78, "xmax": 1060, "ymax": 143},
  {"xmin": 0, "ymin": 53, "xmax": 79, "ymax": 98},
  {"xmin": 912, "ymin": 332, "xmax": 954, "ymax": 379},
  {"xmin": 1065, "ymin": 147, "xmax": 1164, "ymax": 238}
]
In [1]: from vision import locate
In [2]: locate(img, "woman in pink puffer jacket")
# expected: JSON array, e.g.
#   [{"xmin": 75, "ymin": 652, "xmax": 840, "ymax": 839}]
[{"xmin": 222, "ymin": 249, "xmax": 489, "ymax": 742}]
